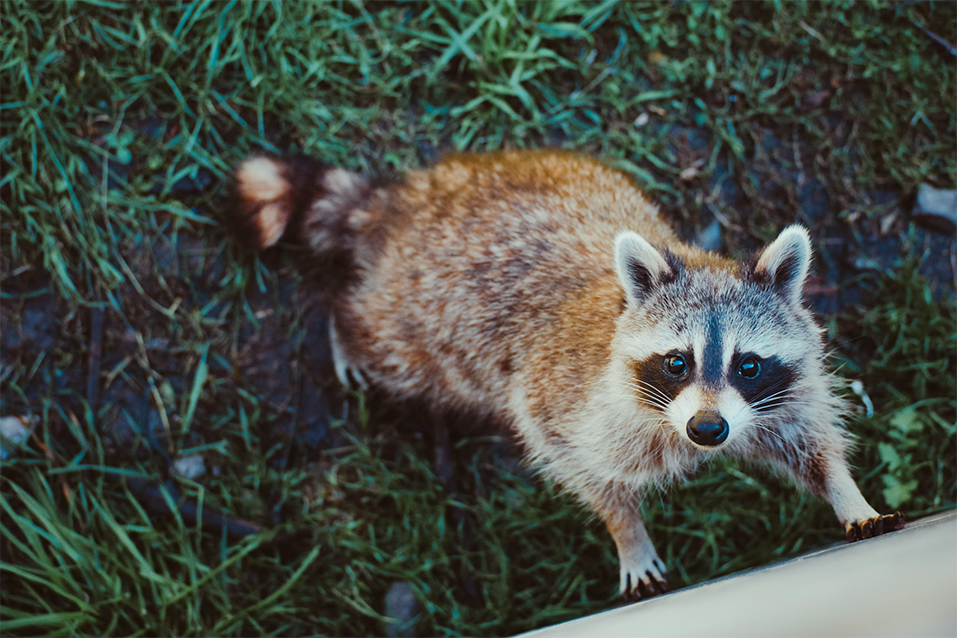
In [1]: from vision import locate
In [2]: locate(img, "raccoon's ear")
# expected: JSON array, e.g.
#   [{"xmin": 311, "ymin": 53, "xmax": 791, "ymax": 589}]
[
  {"xmin": 754, "ymin": 225, "xmax": 812, "ymax": 304},
  {"xmin": 614, "ymin": 231, "xmax": 678, "ymax": 307}
]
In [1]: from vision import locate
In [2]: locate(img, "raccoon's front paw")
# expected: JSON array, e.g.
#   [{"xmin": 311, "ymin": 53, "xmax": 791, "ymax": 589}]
[
  {"xmin": 845, "ymin": 511, "xmax": 905, "ymax": 542},
  {"xmin": 620, "ymin": 552, "xmax": 668, "ymax": 602}
]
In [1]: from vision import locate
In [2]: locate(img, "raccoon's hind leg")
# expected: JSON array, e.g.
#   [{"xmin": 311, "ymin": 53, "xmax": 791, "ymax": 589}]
[
  {"xmin": 329, "ymin": 316, "xmax": 368, "ymax": 391},
  {"xmin": 587, "ymin": 485, "xmax": 668, "ymax": 601},
  {"xmin": 232, "ymin": 155, "xmax": 369, "ymax": 253}
]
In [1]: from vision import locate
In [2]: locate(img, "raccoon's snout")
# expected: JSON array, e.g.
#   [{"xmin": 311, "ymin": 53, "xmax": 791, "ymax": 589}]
[{"xmin": 686, "ymin": 411, "xmax": 729, "ymax": 447}]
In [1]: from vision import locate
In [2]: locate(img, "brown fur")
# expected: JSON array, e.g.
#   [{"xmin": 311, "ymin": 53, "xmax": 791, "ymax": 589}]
[{"xmin": 332, "ymin": 151, "xmax": 714, "ymax": 414}]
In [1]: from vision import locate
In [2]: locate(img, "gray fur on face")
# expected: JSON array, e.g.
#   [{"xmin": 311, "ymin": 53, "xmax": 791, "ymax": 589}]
[{"xmin": 645, "ymin": 268, "xmax": 818, "ymax": 363}]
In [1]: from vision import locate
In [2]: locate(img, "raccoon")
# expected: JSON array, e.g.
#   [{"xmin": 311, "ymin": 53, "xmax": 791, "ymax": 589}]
[{"xmin": 231, "ymin": 150, "xmax": 904, "ymax": 600}]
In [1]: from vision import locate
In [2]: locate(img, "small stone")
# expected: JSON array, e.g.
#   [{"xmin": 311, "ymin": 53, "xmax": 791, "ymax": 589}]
[
  {"xmin": 416, "ymin": 140, "xmax": 437, "ymax": 163},
  {"xmin": 879, "ymin": 211, "xmax": 898, "ymax": 235},
  {"xmin": 0, "ymin": 415, "xmax": 38, "ymax": 460},
  {"xmin": 694, "ymin": 219, "xmax": 722, "ymax": 252},
  {"xmin": 679, "ymin": 167, "xmax": 697, "ymax": 181},
  {"xmin": 634, "ymin": 112, "xmax": 649, "ymax": 127},
  {"xmin": 913, "ymin": 184, "xmax": 957, "ymax": 234},
  {"xmin": 852, "ymin": 255, "xmax": 882, "ymax": 271},
  {"xmin": 679, "ymin": 158, "xmax": 706, "ymax": 182},
  {"xmin": 648, "ymin": 51, "xmax": 669, "ymax": 67},
  {"xmin": 383, "ymin": 581, "xmax": 420, "ymax": 638},
  {"xmin": 172, "ymin": 454, "xmax": 206, "ymax": 480},
  {"xmin": 798, "ymin": 88, "xmax": 833, "ymax": 111}
]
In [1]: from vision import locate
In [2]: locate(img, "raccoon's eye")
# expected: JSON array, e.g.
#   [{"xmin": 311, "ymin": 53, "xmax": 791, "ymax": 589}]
[
  {"xmin": 738, "ymin": 357, "xmax": 761, "ymax": 379},
  {"xmin": 664, "ymin": 354, "xmax": 687, "ymax": 376}
]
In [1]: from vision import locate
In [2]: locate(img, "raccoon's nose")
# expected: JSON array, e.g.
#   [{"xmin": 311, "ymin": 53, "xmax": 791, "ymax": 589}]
[{"xmin": 687, "ymin": 412, "xmax": 729, "ymax": 447}]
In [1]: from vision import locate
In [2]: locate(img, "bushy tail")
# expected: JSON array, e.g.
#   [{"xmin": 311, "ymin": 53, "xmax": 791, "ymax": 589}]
[{"xmin": 231, "ymin": 155, "xmax": 370, "ymax": 257}]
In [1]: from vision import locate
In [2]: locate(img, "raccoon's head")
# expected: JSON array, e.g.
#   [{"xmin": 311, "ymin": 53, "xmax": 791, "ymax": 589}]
[{"xmin": 612, "ymin": 225, "xmax": 830, "ymax": 454}]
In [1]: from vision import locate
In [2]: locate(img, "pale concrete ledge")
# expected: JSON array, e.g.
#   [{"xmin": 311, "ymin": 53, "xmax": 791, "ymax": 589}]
[{"xmin": 521, "ymin": 510, "xmax": 957, "ymax": 638}]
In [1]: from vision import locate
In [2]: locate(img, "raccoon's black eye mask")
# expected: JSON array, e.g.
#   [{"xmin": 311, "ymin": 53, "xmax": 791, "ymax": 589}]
[
  {"xmin": 730, "ymin": 353, "xmax": 798, "ymax": 411},
  {"xmin": 630, "ymin": 351, "xmax": 695, "ymax": 409}
]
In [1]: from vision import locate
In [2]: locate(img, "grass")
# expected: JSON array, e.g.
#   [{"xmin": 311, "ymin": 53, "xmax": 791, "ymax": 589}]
[{"xmin": 1, "ymin": 1, "xmax": 955, "ymax": 636}]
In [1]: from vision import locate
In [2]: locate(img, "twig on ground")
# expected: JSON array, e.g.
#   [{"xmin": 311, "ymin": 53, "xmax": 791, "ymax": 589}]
[
  {"xmin": 124, "ymin": 477, "xmax": 274, "ymax": 540},
  {"xmin": 87, "ymin": 307, "xmax": 105, "ymax": 413},
  {"xmin": 910, "ymin": 20, "xmax": 957, "ymax": 55}
]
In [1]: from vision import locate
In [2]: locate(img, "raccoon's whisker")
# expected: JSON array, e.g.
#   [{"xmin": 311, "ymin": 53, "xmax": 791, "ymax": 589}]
[
  {"xmin": 749, "ymin": 386, "xmax": 812, "ymax": 409},
  {"xmin": 632, "ymin": 390, "xmax": 670, "ymax": 408},
  {"xmin": 621, "ymin": 379, "xmax": 672, "ymax": 405},
  {"xmin": 753, "ymin": 397, "xmax": 822, "ymax": 410},
  {"xmin": 750, "ymin": 391, "xmax": 794, "ymax": 407},
  {"xmin": 752, "ymin": 386, "xmax": 791, "ymax": 399},
  {"xmin": 750, "ymin": 393, "xmax": 794, "ymax": 410},
  {"xmin": 646, "ymin": 418, "xmax": 671, "ymax": 442},
  {"xmin": 753, "ymin": 403, "xmax": 790, "ymax": 413},
  {"xmin": 751, "ymin": 385, "xmax": 806, "ymax": 402},
  {"xmin": 756, "ymin": 399, "xmax": 820, "ymax": 407},
  {"xmin": 758, "ymin": 379, "xmax": 817, "ymax": 394},
  {"xmin": 625, "ymin": 381, "xmax": 671, "ymax": 402},
  {"xmin": 636, "ymin": 396, "xmax": 670, "ymax": 411},
  {"xmin": 640, "ymin": 424, "xmax": 671, "ymax": 458},
  {"xmin": 629, "ymin": 388, "xmax": 671, "ymax": 412},
  {"xmin": 751, "ymin": 395, "xmax": 791, "ymax": 409},
  {"xmin": 749, "ymin": 420, "xmax": 786, "ymax": 445},
  {"xmin": 628, "ymin": 379, "xmax": 673, "ymax": 406},
  {"xmin": 753, "ymin": 401, "xmax": 821, "ymax": 415}
]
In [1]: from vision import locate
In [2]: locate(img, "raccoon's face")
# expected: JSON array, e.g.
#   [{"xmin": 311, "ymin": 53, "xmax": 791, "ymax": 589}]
[{"xmin": 613, "ymin": 226, "xmax": 824, "ymax": 452}]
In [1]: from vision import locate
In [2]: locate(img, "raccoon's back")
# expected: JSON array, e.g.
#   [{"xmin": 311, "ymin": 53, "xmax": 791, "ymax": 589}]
[{"xmin": 336, "ymin": 151, "xmax": 676, "ymax": 413}]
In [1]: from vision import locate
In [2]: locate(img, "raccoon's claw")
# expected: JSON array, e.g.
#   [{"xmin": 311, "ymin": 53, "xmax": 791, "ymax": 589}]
[
  {"xmin": 621, "ymin": 557, "xmax": 668, "ymax": 602},
  {"xmin": 845, "ymin": 511, "xmax": 904, "ymax": 543}
]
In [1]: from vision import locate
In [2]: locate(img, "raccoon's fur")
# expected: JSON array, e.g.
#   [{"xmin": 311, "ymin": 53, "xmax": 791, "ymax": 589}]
[{"xmin": 231, "ymin": 150, "xmax": 903, "ymax": 599}]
